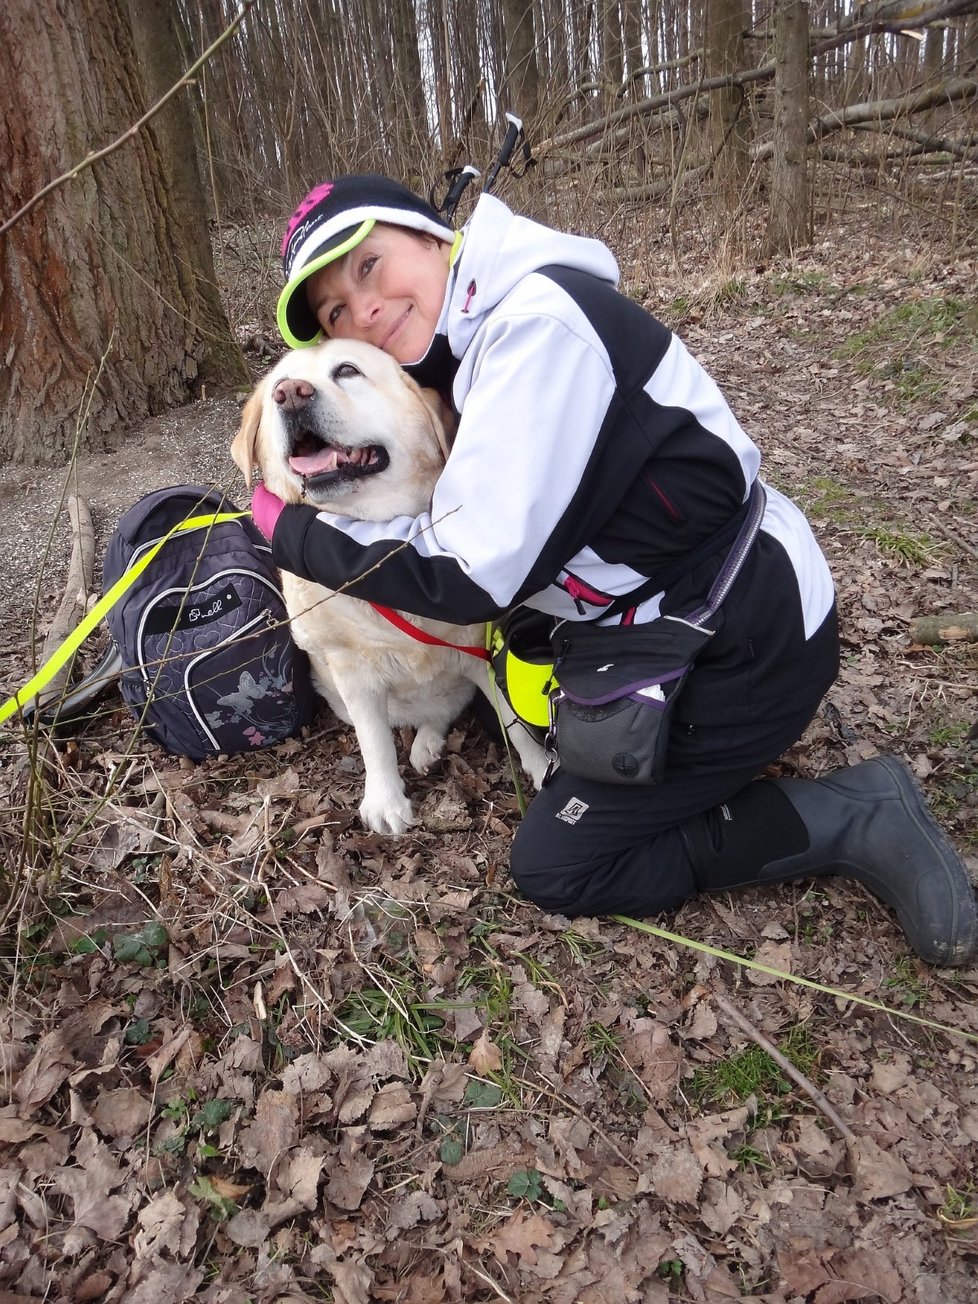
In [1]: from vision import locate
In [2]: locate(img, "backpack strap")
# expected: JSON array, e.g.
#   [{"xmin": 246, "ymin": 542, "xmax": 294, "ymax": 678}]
[{"xmin": 0, "ymin": 510, "xmax": 248, "ymax": 727}]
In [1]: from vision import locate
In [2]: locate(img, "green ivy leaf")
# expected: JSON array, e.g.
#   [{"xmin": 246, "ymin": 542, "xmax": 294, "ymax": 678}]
[
  {"xmin": 124, "ymin": 1018, "xmax": 152, "ymax": 1045},
  {"xmin": 507, "ymin": 1169, "xmax": 543, "ymax": 1201},
  {"xmin": 140, "ymin": 921, "xmax": 169, "ymax": 950},
  {"xmin": 439, "ymin": 1137, "xmax": 464, "ymax": 1166},
  {"xmin": 463, "ymin": 1080, "xmax": 503, "ymax": 1108},
  {"xmin": 192, "ymin": 1098, "xmax": 236, "ymax": 1132},
  {"xmin": 113, "ymin": 934, "xmax": 148, "ymax": 964},
  {"xmin": 188, "ymin": 1175, "xmax": 237, "ymax": 1219}
]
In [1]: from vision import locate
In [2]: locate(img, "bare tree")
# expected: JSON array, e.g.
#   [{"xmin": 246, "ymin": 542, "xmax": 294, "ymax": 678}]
[
  {"xmin": 0, "ymin": 0, "xmax": 246, "ymax": 465},
  {"xmin": 706, "ymin": 0, "xmax": 751, "ymax": 196},
  {"xmin": 767, "ymin": 0, "xmax": 812, "ymax": 255},
  {"xmin": 500, "ymin": 0, "xmax": 541, "ymax": 123}
]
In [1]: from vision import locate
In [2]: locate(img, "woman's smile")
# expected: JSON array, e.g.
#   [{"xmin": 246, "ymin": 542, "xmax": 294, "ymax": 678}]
[{"xmin": 307, "ymin": 225, "xmax": 452, "ymax": 365}]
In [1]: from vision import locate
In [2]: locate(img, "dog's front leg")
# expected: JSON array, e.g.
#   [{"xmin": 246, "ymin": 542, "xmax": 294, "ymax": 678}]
[
  {"xmin": 339, "ymin": 680, "xmax": 415, "ymax": 836},
  {"xmin": 502, "ymin": 716, "xmax": 548, "ymax": 791},
  {"xmin": 471, "ymin": 669, "xmax": 549, "ymax": 791}
]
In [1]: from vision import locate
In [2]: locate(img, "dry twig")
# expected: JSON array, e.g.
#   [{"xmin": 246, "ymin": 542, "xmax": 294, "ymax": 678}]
[{"xmin": 712, "ymin": 987, "xmax": 856, "ymax": 1142}]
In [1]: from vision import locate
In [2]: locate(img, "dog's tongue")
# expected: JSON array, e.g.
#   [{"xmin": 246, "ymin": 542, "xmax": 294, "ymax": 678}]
[{"xmin": 289, "ymin": 448, "xmax": 342, "ymax": 476}]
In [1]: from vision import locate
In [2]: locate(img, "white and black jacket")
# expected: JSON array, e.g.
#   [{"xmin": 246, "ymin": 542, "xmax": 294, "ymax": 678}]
[{"xmin": 272, "ymin": 195, "xmax": 839, "ymax": 731}]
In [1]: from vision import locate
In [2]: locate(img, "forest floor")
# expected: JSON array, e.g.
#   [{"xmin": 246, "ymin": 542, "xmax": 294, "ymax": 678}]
[{"xmin": 1, "ymin": 179, "xmax": 977, "ymax": 1303}]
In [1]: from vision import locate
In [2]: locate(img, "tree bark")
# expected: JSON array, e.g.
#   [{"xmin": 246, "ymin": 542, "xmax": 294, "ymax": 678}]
[
  {"xmin": 766, "ymin": 0, "xmax": 811, "ymax": 255},
  {"xmin": 501, "ymin": 0, "xmax": 541, "ymax": 123},
  {"xmin": 0, "ymin": 0, "xmax": 246, "ymax": 465},
  {"xmin": 910, "ymin": 613, "xmax": 978, "ymax": 644},
  {"xmin": 706, "ymin": 0, "xmax": 751, "ymax": 195},
  {"xmin": 126, "ymin": 0, "xmax": 246, "ymax": 386}
]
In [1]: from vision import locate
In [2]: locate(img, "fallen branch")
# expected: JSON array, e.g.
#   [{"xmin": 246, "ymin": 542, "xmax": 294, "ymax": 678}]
[
  {"xmin": 752, "ymin": 76, "xmax": 978, "ymax": 160},
  {"xmin": 537, "ymin": 14, "xmax": 978, "ymax": 161},
  {"xmin": 712, "ymin": 988, "xmax": 856, "ymax": 1142},
  {"xmin": 910, "ymin": 612, "xmax": 978, "ymax": 644},
  {"xmin": 39, "ymin": 496, "xmax": 94, "ymax": 709},
  {"xmin": 850, "ymin": 119, "xmax": 978, "ymax": 162}
]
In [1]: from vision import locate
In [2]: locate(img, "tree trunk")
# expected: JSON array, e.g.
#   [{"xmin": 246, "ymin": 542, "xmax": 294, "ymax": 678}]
[
  {"xmin": 766, "ymin": 0, "xmax": 811, "ymax": 255},
  {"xmin": 622, "ymin": 0, "xmax": 647, "ymax": 97},
  {"xmin": 0, "ymin": 0, "xmax": 247, "ymax": 466},
  {"xmin": 706, "ymin": 0, "xmax": 750, "ymax": 195},
  {"xmin": 126, "ymin": 0, "xmax": 246, "ymax": 385},
  {"xmin": 601, "ymin": 0, "xmax": 625, "ymax": 110},
  {"xmin": 501, "ymin": 0, "xmax": 541, "ymax": 123}
]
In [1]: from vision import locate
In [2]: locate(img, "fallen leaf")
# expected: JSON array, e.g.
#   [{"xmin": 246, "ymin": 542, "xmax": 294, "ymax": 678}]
[
  {"xmin": 90, "ymin": 1087, "xmax": 152, "ymax": 1140},
  {"xmin": 368, "ymin": 1083, "xmax": 416, "ymax": 1131},
  {"xmin": 134, "ymin": 1190, "xmax": 199, "ymax": 1258},
  {"xmin": 490, "ymin": 1210, "xmax": 556, "ymax": 1266},
  {"xmin": 846, "ymin": 1134, "xmax": 914, "ymax": 1201},
  {"xmin": 325, "ymin": 1152, "xmax": 375, "ymax": 1211},
  {"xmin": 648, "ymin": 1142, "xmax": 703, "ymax": 1204},
  {"xmin": 467, "ymin": 1031, "xmax": 503, "ymax": 1074}
]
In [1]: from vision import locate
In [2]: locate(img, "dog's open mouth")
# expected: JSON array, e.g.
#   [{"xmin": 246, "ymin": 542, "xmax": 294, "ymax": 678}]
[{"xmin": 287, "ymin": 428, "xmax": 390, "ymax": 492}]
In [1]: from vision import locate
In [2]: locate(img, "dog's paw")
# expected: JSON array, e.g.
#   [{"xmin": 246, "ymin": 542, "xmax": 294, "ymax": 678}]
[
  {"xmin": 409, "ymin": 725, "xmax": 446, "ymax": 775},
  {"xmin": 359, "ymin": 788, "xmax": 415, "ymax": 836},
  {"xmin": 526, "ymin": 752, "xmax": 549, "ymax": 791},
  {"xmin": 511, "ymin": 732, "xmax": 549, "ymax": 791}
]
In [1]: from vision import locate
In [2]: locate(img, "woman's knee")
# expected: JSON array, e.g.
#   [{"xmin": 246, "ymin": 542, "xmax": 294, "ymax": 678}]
[
  {"xmin": 510, "ymin": 818, "xmax": 696, "ymax": 919},
  {"xmin": 510, "ymin": 825, "xmax": 578, "ymax": 914}
]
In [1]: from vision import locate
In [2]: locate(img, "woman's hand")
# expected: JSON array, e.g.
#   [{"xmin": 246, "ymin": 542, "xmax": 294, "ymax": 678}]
[{"xmin": 251, "ymin": 482, "xmax": 286, "ymax": 540}]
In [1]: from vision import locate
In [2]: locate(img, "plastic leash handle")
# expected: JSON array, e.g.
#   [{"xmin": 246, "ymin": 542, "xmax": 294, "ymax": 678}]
[{"xmin": 0, "ymin": 510, "xmax": 248, "ymax": 727}]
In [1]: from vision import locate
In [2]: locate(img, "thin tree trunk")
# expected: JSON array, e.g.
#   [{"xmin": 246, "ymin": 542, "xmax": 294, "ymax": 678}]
[
  {"xmin": 706, "ymin": 0, "xmax": 750, "ymax": 195},
  {"xmin": 767, "ymin": 0, "xmax": 811, "ymax": 254},
  {"xmin": 501, "ymin": 0, "xmax": 541, "ymax": 123}
]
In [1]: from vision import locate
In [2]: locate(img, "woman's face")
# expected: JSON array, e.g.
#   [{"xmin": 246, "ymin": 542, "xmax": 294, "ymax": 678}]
[{"xmin": 306, "ymin": 224, "xmax": 452, "ymax": 365}]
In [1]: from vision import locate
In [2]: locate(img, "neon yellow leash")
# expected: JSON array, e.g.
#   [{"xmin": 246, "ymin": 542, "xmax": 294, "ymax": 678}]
[
  {"xmin": 613, "ymin": 914, "xmax": 978, "ymax": 1044},
  {"xmin": 0, "ymin": 510, "xmax": 248, "ymax": 727}
]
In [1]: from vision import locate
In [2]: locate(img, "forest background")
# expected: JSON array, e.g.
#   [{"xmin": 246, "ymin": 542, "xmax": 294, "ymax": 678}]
[{"xmin": 1, "ymin": 1, "xmax": 978, "ymax": 1302}]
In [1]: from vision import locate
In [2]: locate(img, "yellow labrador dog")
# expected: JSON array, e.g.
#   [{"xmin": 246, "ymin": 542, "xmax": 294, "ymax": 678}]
[{"xmin": 232, "ymin": 339, "xmax": 546, "ymax": 835}]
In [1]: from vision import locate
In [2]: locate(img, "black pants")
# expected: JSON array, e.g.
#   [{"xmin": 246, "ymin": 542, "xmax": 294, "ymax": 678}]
[{"xmin": 510, "ymin": 632, "xmax": 836, "ymax": 918}]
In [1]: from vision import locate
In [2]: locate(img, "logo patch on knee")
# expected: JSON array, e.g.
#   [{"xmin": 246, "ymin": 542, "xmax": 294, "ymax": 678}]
[{"xmin": 556, "ymin": 797, "xmax": 589, "ymax": 825}]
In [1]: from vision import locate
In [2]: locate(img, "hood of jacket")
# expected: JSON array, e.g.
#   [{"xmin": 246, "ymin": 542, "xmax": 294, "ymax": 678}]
[{"xmin": 404, "ymin": 194, "xmax": 620, "ymax": 384}]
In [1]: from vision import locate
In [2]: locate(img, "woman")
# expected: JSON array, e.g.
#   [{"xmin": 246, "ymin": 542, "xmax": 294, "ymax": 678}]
[{"xmin": 253, "ymin": 173, "xmax": 976, "ymax": 966}]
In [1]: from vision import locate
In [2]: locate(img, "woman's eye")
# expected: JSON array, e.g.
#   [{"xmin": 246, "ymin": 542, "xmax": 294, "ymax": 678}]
[
  {"xmin": 360, "ymin": 255, "xmax": 378, "ymax": 279},
  {"xmin": 327, "ymin": 305, "xmax": 343, "ymax": 328}
]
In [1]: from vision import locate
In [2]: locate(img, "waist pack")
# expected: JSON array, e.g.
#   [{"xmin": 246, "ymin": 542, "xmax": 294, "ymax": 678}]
[
  {"xmin": 101, "ymin": 486, "xmax": 314, "ymax": 760},
  {"xmin": 548, "ymin": 616, "xmax": 711, "ymax": 784},
  {"xmin": 1, "ymin": 486, "xmax": 314, "ymax": 761},
  {"xmin": 547, "ymin": 483, "xmax": 767, "ymax": 786}
]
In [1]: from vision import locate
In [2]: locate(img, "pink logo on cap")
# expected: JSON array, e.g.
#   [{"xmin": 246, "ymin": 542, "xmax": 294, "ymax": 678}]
[{"xmin": 282, "ymin": 181, "xmax": 334, "ymax": 257}]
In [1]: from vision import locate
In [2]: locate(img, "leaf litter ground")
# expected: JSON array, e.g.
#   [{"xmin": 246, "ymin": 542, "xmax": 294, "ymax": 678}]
[{"xmin": 1, "ymin": 187, "xmax": 977, "ymax": 1303}]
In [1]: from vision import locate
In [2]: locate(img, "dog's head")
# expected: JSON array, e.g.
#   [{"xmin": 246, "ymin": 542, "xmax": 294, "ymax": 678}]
[{"xmin": 231, "ymin": 339, "xmax": 455, "ymax": 521}]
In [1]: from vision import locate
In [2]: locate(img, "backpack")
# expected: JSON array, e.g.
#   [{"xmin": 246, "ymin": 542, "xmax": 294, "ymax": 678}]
[{"xmin": 96, "ymin": 485, "xmax": 314, "ymax": 761}]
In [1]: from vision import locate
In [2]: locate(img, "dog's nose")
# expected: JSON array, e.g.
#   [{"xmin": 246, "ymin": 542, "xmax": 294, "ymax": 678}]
[{"xmin": 272, "ymin": 378, "xmax": 315, "ymax": 410}]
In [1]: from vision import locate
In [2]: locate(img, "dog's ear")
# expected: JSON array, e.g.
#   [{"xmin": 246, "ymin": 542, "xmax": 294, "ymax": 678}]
[
  {"xmin": 417, "ymin": 387, "xmax": 458, "ymax": 464},
  {"xmin": 231, "ymin": 385, "xmax": 264, "ymax": 489}
]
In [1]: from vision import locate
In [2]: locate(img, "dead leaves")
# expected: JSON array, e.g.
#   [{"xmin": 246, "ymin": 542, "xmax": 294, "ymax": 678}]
[{"xmin": 779, "ymin": 1241, "xmax": 904, "ymax": 1303}]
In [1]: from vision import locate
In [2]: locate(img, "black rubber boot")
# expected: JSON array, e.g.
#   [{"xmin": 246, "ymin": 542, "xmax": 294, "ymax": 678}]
[{"xmin": 682, "ymin": 757, "xmax": 977, "ymax": 967}]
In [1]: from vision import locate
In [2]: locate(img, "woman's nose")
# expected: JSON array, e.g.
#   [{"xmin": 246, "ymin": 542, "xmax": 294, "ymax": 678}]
[{"xmin": 350, "ymin": 291, "xmax": 382, "ymax": 329}]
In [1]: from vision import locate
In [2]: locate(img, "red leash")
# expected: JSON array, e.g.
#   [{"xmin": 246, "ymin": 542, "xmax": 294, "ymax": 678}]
[{"xmin": 370, "ymin": 604, "xmax": 490, "ymax": 661}]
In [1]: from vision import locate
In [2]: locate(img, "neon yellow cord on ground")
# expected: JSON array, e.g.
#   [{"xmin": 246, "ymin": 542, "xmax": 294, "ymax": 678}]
[{"xmin": 612, "ymin": 914, "xmax": 978, "ymax": 1044}]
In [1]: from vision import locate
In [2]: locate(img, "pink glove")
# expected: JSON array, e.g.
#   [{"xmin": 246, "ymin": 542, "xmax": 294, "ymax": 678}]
[{"xmin": 251, "ymin": 482, "xmax": 286, "ymax": 540}]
